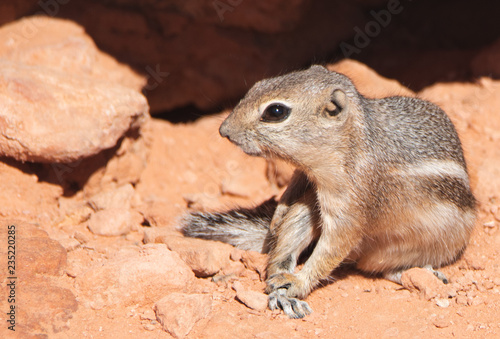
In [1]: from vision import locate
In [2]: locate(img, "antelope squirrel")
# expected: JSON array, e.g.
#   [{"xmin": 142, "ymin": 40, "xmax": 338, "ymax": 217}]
[{"xmin": 182, "ymin": 65, "xmax": 476, "ymax": 318}]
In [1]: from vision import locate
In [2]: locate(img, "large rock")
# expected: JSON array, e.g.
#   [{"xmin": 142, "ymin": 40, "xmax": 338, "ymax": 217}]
[
  {"xmin": 87, "ymin": 208, "xmax": 135, "ymax": 237},
  {"xmin": 144, "ymin": 227, "xmax": 234, "ymax": 277},
  {"xmin": 75, "ymin": 244, "xmax": 196, "ymax": 309},
  {"xmin": 401, "ymin": 267, "xmax": 446, "ymax": 301},
  {"xmin": 0, "ymin": 220, "xmax": 77, "ymax": 336},
  {"xmin": 232, "ymin": 281, "xmax": 268, "ymax": 312},
  {"xmin": 17, "ymin": 279, "xmax": 78, "ymax": 335},
  {"xmin": 155, "ymin": 293, "xmax": 212, "ymax": 338},
  {"xmin": 0, "ymin": 163, "xmax": 62, "ymax": 223},
  {"xmin": 0, "ymin": 17, "xmax": 149, "ymax": 163},
  {"xmin": 0, "ymin": 16, "xmax": 145, "ymax": 91},
  {"xmin": 87, "ymin": 183, "xmax": 136, "ymax": 211},
  {"xmin": 47, "ymin": 125, "xmax": 151, "ymax": 195},
  {"xmin": 0, "ymin": 220, "xmax": 67, "ymax": 277}
]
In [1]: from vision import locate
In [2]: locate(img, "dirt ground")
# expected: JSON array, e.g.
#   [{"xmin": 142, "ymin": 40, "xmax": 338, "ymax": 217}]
[{"xmin": 1, "ymin": 59, "xmax": 500, "ymax": 338}]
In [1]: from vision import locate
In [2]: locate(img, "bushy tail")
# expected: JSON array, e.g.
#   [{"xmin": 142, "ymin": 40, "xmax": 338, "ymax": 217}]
[{"xmin": 181, "ymin": 198, "xmax": 277, "ymax": 253}]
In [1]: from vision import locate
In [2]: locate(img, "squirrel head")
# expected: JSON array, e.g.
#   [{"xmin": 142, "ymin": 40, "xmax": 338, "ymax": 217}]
[{"xmin": 220, "ymin": 65, "xmax": 364, "ymax": 171}]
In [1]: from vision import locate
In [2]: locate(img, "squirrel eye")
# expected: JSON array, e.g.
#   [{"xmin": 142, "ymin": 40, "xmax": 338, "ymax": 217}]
[{"xmin": 260, "ymin": 103, "xmax": 291, "ymax": 122}]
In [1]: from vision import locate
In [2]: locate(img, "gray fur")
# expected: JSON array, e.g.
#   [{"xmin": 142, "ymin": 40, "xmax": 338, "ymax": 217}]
[{"xmin": 181, "ymin": 198, "xmax": 276, "ymax": 253}]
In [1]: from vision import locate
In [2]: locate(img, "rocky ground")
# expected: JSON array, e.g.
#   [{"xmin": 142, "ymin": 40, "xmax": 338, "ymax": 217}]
[{"xmin": 1, "ymin": 17, "xmax": 500, "ymax": 339}]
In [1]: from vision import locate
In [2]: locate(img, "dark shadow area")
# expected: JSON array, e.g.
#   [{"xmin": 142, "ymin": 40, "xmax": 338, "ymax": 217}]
[
  {"xmin": 155, "ymin": 104, "xmax": 232, "ymax": 124},
  {"xmin": 298, "ymin": 245, "xmax": 384, "ymax": 289},
  {"xmin": 330, "ymin": 262, "xmax": 379, "ymax": 282},
  {"xmin": 157, "ymin": 0, "xmax": 500, "ymax": 123},
  {"xmin": 36, "ymin": 144, "xmax": 120, "ymax": 197},
  {"xmin": 16, "ymin": 128, "xmax": 143, "ymax": 197},
  {"xmin": 342, "ymin": 0, "xmax": 500, "ymax": 91},
  {"xmin": 2, "ymin": 0, "xmax": 498, "ymax": 123}
]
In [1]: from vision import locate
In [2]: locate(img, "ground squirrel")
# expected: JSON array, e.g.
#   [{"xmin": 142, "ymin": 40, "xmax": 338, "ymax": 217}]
[{"xmin": 182, "ymin": 65, "xmax": 476, "ymax": 318}]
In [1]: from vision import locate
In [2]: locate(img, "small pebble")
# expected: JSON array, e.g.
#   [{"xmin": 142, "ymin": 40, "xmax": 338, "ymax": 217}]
[
  {"xmin": 143, "ymin": 323, "xmax": 156, "ymax": 331},
  {"xmin": 107, "ymin": 309, "xmax": 116, "ymax": 319},
  {"xmin": 337, "ymin": 281, "xmax": 352, "ymax": 290},
  {"xmin": 432, "ymin": 317, "xmax": 451, "ymax": 328},
  {"xmin": 456, "ymin": 295, "xmax": 468, "ymax": 306},
  {"xmin": 483, "ymin": 281, "xmax": 495, "ymax": 290},
  {"xmin": 384, "ymin": 327, "xmax": 399, "ymax": 337},
  {"xmin": 140, "ymin": 309, "xmax": 156, "ymax": 321},
  {"xmin": 483, "ymin": 221, "xmax": 496, "ymax": 228},
  {"xmin": 466, "ymin": 290, "xmax": 477, "ymax": 298},
  {"xmin": 470, "ymin": 297, "xmax": 484, "ymax": 306},
  {"xmin": 74, "ymin": 231, "xmax": 90, "ymax": 244},
  {"xmin": 436, "ymin": 298, "xmax": 450, "ymax": 308},
  {"xmin": 445, "ymin": 288, "xmax": 457, "ymax": 298}
]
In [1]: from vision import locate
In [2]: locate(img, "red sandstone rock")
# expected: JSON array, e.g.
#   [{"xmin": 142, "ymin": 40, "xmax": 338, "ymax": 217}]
[
  {"xmin": 18, "ymin": 279, "xmax": 78, "ymax": 334},
  {"xmin": 0, "ymin": 17, "xmax": 149, "ymax": 163},
  {"xmin": 0, "ymin": 16, "xmax": 145, "ymax": 91},
  {"xmin": 233, "ymin": 281, "xmax": 268, "ymax": 312},
  {"xmin": 0, "ymin": 220, "xmax": 76, "ymax": 336},
  {"xmin": 18, "ymin": 237, "xmax": 67, "ymax": 276},
  {"xmin": 87, "ymin": 184, "xmax": 135, "ymax": 211},
  {"xmin": 144, "ymin": 228, "xmax": 234, "ymax": 277},
  {"xmin": 0, "ymin": 220, "xmax": 67, "ymax": 277},
  {"xmin": 240, "ymin": 250, "xmax": 268, "ymax": 281},
  {"xmin": 87, "ymin": 208, "xmax": 135, "ymax": 237},
  {"xmin": 154, "ymin": 292, "xmax": 212, "ymax": 338},
  {"xmin": 401, "ymin": 268, "xmax": 446, "ymax": 301},
  {"xmin": 75, "ymin": 244, "xmax": 195, "ymax": 309},
  {"xmin": 0, "ymin": 59, "xmax": 148, "ymax": 163}
]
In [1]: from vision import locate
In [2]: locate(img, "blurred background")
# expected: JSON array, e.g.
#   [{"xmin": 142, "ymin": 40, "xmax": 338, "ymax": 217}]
[{"xmin": 2, "ymin": 0, "xmax": 499, "ymax": 120}]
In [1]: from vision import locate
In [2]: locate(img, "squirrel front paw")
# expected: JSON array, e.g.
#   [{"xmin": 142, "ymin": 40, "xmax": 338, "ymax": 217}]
[
  {"xmin": 268, "ymin": 288, "xmax": 313, "ymax": 319},
  {"xmin": 265, "ymin": 272, "xmax": 310, "ymax": 298},
  {"xmin": 265, "ymin": 273, "xmax": 313, "ymax": 318}
]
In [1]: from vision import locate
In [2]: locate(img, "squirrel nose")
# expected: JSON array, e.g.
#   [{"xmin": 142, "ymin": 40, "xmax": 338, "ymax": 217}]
[{"xmin": 219, "ymin": 119, "xmax": 230, "ymax": 139}]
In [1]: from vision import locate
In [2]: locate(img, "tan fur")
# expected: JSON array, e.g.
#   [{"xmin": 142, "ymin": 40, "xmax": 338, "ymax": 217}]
[{"xmin": 184, "ymin": 65, "xmax": 476, "ymax": 318}]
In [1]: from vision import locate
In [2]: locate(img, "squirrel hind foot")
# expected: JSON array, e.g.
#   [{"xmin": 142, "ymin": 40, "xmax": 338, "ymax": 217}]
[
  {"xmin": 384, "ymin": 265, "xmax": 449, "ymax": 285},
  {"xmin": 423, "ymin": 265, "xmax": 449, "ymax": 284}
]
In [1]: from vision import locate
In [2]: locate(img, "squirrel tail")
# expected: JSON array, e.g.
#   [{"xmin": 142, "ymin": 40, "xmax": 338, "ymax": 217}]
[{"xmin": 181, "ymin": 198, "xmax": 277, "ymax": 253}]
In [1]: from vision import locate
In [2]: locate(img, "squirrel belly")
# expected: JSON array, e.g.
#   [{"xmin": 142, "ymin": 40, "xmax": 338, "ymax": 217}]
[{"xmin": 181, "ymin": 65, "xmax": 476, "ymax": 318}]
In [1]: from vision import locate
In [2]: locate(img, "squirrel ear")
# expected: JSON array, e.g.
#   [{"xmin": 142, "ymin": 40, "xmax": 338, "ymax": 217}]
[{"xmin": 325, "ymin": 89, "xmax": 348, "ymax": 117}]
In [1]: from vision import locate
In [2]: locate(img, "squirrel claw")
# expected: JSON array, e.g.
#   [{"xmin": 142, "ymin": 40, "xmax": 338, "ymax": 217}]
[
  {"xmin": 423, "ymin": 265, "xmax": 449, "ymax": 284},
  {"xmin": 268, "ymin": 288, "xmax": 313, "ymax": 319}
]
